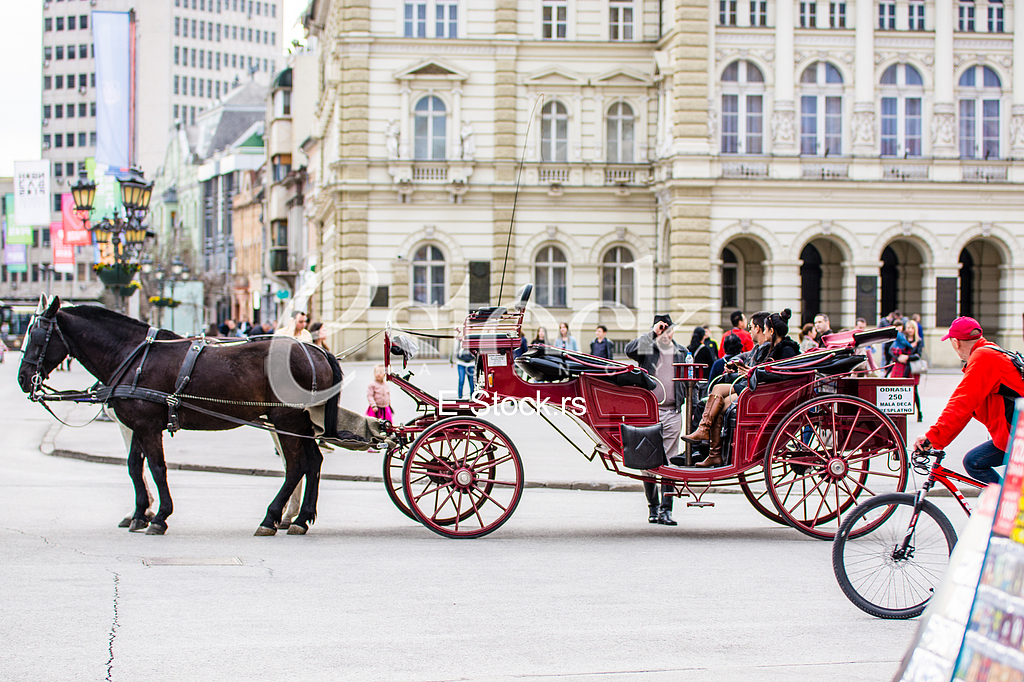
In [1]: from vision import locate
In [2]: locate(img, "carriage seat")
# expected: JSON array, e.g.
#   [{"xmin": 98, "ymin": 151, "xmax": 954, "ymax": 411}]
[
  {"xmin": 516, "ymin": 345, "xmax": 657, "ymax": 391},
  {"xmin": 748, "ymin": 348, "xmax": 865, "ymax": 391}
]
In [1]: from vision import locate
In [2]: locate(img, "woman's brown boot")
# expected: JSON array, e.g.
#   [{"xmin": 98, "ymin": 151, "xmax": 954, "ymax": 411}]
[
  {"xmin": 681, "ymin": 394, "xmax": 724, "ymax": 444},
  {"xmin": 696, "ymin": 415, "xmax": 724, "ymax": 467}
]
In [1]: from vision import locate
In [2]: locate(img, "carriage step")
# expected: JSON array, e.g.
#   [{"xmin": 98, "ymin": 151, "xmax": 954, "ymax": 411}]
[{"xmin": 686, "ymin": 501, "xmax": 715, "ymax": 508}]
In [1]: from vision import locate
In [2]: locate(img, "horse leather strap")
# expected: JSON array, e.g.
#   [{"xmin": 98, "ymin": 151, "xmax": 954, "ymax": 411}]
[
  {"xmin": 130, "ymin": 327, "xmax": 160, "ymax": 392},
  {"xmin": 166, "ymin": 339, "xmax": 206, "ymax": 433}
]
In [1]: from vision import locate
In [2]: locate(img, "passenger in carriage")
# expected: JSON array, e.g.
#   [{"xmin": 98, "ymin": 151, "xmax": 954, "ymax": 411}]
[
  {"xmin": 625, "ymin": 314, "xmax": 693, "ymax": 526},
  {"xmin": 680, "ymin": 309, "xmax": 799, "ymax": 468}
]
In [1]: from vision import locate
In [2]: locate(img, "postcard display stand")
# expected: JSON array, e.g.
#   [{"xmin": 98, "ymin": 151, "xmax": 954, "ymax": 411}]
[{"xmin": 894, "ymin": 403, "xmax": 1024, "ymax": 682}]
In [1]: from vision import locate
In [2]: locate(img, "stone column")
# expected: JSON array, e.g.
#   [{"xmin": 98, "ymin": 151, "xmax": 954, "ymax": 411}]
[
  {"xmin": 1011, "ymin": 2, "xmax": 1024, "ymax": 159},
  {"xmin": 766, "ymin": 260, "xmax": 803, "ymax": 316},
  {"xmin": 932, "ymin": 0, "xmax": 957, "ymax": 158},
  {"xmin": 399, "ymin": 82, "xmax": 411, "ymax": 159},
  {"xmin": 772, "ymin": 0, "xmax": 797, "ymax": 156},
  {"xmin": 851, "ymin": 0, "xmax": 876, "ymax": 158}
]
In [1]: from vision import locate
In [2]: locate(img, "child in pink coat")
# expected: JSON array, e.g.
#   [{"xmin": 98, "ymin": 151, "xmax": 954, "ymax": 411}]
[{"xmin": 366, "ymin": 364, "xmax": 393, "ymax": 421}]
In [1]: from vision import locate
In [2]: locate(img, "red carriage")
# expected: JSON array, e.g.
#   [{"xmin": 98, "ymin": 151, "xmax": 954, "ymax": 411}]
[{"xmin": 381, "ymin": 284, "xmax": 914, "ymax": 540}]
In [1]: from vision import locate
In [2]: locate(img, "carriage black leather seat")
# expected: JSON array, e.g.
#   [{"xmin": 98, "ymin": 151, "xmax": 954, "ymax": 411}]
[
  {"xmin": 748, "ymin": 348, "xmax": 865, "ymax": 391},
  {"xmin": 516, "ymin": 345, "xmax": 657, "ymax": 391}
]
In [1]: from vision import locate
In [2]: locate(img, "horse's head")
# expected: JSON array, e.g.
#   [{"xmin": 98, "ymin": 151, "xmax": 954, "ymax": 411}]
[{"xmin": 18, "ymin": 296, "xmax": 70, "ymax": 394}]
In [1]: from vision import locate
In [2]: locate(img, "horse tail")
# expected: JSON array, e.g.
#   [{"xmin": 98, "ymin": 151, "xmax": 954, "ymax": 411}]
[{"xmin": 323, "ymin": 351, "xmax": 343, "ymax": 439}]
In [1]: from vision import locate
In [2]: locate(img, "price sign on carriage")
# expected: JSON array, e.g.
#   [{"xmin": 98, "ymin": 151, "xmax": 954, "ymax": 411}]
[{"xmin": 876, "ymin": 385, "xmax": 915, "ymax": 414}]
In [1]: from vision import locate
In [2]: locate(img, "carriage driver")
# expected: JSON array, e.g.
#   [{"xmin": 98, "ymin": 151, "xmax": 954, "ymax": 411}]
[
  {"xmin": 913, "ymin": 317, "xmax": 1024, "ymax": 485},
  {"xmin": 625, "ymin": 314, "xmax": 693, "ymax": 526}
]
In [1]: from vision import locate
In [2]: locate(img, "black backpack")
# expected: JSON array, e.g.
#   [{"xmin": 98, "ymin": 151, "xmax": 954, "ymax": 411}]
[{"xmin": 988, "ymin": 346, "xmax": 1024, "ymax": 427}]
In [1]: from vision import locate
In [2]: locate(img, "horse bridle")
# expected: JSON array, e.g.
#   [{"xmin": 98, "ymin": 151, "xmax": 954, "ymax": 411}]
[{"xmin": 23, "ymin": 312, "xmax": 69, "ymax": 402}]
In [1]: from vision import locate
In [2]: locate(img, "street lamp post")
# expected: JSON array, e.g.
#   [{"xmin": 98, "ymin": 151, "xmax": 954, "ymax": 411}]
[
  {"xmin": 70, "ymin": 170, "xmax": 154, "ymax": 314},
  {"xmin": 148, "ymin": 255, "xmax": 191, "ymax": 331}
]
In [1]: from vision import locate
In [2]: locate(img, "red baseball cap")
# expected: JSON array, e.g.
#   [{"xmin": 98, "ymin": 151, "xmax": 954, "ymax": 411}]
[{"xmin": 941, "ymin": 316, "xmax": 983, "ymax": 342}]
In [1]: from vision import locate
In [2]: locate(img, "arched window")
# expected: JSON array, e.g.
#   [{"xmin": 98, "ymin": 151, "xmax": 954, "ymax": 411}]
[
  {"xmin": 412, "ymin": 244, "xmax": 445, "ymax": 305},
  {"xmin": 720, "ymin": 60, "xmax": 765, "ymax": 155},
  {"xmin": 606, "ymin": 102, "xmax": 635, "ymax": 163},
  {"xmin": 414, "ymin": 96, "xmax": 446, "ymax": 160},
  {"xmin": 958, "ymin": 65, "xmax": 1002, "ymax": 159},
  {"xmin": 880, "ymin": 63, "xmax": 924, "ymax": 157},
  {"xmin": 721, "ymin": 247, "xmax": 738, "ymax": 308},
  {"xmin": 601, "ymin": 246, "xmax": 635, "ymax": 308},
  {"xmin": 541, "ymin": 101, "xmax": 568, "ymax": 162},
  {"xmin": 799, "ymin": 61, "xmax": 843, "ymax": 156},
  {"xmin": 534, "ymin": 245, "xmax": 567, "ymax": 307}
]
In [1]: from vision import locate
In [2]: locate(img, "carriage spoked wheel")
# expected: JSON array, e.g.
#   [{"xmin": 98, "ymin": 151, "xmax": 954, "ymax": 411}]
[
  {"xmin": 382, "ymin": 443, "xmax": 416, "ymax": 521},
  {"xmin": 738, "ymin": 465, "xmax": 788, "ymax": 527},
  {"xmin": 402, "ymin": 417, "xmax": 524, "ymax": 539},
  {"xmin": 763, "ymin": 395, "xmax": 908, "ymax": 541}
]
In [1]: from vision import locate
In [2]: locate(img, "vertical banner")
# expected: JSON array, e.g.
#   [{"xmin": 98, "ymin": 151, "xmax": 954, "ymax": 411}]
[
  {"xmin": 4, "ymin": 193, "xmax": 32, "ymax": 245},
  {"xmin": 51, "ymin": 222, "xmax": 75, "ymax": 274},
  {"xmin": 13, "ymin": 160, "xmax": 51, "ymax": 226},
  {"xmin": 5, "ymin": 244, "xmax": 27, "ymax": 274},
  {"xmin": 61, "ymin": 194, "xmax": 91, "ymax": 246},
  {"xmin": 92, "ymin": 12, "xmax": 131, "ymax": 171}
]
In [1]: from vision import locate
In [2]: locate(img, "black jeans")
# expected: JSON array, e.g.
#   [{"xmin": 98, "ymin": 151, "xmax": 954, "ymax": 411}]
[{"xmin": 644, "ymin": 481, "xmax": 673, "ymax": 511}]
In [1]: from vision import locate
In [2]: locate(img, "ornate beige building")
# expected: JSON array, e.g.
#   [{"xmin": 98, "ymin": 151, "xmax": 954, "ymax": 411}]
[{"xmin": 303, "ymin": 0, "xmax": 1024, "ymax": 365}]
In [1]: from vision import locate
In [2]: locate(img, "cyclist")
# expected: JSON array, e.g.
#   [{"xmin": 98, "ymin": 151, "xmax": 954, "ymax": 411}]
[{"xmin": 913, "ymin": 316, "xmax": 1024, "ymax": 484}]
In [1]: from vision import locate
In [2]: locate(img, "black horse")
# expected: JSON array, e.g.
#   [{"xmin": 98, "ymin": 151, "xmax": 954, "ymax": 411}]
[{"xmin": 18, "ymin": 298, "xmax": 343, "ymax": 536}]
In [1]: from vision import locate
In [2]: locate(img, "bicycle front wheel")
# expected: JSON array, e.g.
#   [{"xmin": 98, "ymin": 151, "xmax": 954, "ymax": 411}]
[{"xmin": 832, "ymin": 492, "xmax": 958, "ymax": 619}]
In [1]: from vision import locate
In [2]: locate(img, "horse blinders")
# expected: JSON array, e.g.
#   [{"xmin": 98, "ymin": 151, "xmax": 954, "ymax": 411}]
[{"xmin": 18, "ymin": 313, "xmax": 68, "ymax": 395}]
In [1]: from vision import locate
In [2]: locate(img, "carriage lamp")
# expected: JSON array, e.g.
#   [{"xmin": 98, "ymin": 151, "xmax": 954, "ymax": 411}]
[{"xmin": 70, "ymin": 178, "xmax": 96, "ymax": 215}]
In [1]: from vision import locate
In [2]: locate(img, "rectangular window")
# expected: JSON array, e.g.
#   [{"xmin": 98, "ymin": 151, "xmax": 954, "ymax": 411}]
[
  {"xmin": 191, "ymin": 77, "xmax": 196, "ymax": 96},
  {"xmin": 272, "ymin": 3, "xmax": 276, "ymax": 17},
  {"xmin": 90, "ymin": 131, "xmax": 96, "ymax": 147},
  {"xmin": 256, "ymin": 1, "xmax": 261, "ymax": 14},
  {"xmin": 44, "ymin": 76, "xmax": 52, "ymax": 90},
  {"xmin": 199, "ymin": 79, "xmax": 204, "ymax": 97},
  {"xmin": 192, "ymin": 49, "xmax": 196, "ymax": 67},
  {"xmin": 43, "ymin": 105, "xmax": 51, "ymax": 119},
  {"xmin": 67, "ymin": 102, "xmax": 75, "ymax": 118},
  {"xmin": 217, "ymin": 24, "xmax": 221, "ymax": 41},
  {"xmin": 81, "ymin": 73, "xmax": 88, "ymax": 88},
  {"xmin": 200, "ymin": 50, "xmax": 205, "ymax": 68},
  {"xmin": 233, "ymin": 26, "xmax": 237, "ymax": 39},
  {"xmin": 799, "ymin": 1, "xmax": 817, "ymax": 27},
  {"xmin": 982, "ymin": 99, "xmax": 1000, "ymax": 158},
  {"xmin": 215, "ymin": 81, "xmax": 221, "ymax": 98},
  {"xmin": 55, "ymin": 163, "xmax": 63, "ymax": 178},
  {"xmin": 56, "ymin": 45, "xmax": 64, "ymax": 60},
  {"xmin": 174, "ymin": 46, "xmax": 180, "ymax": 65},
  {"xmin": 232, "ymin": 54, "xmax": 237, "ymax": 68},
  {"xmin": 56, "ymin": 17, "xmax": 64, "ymax": 31},
  {"xmin": 79, "ymin": 44, "xmax": 87, "ymax": 58},
  {"xmin": 174, "ymin": 75, "xmax": 180, "ymax": 94},
  {"xmin": 174, "ymin": 104, "xmax": 179, "ymax": 119},
  {"xmin": 54, "ymin": 134, "xmax": 63, "ymax": 148},
  {"xmin": 78, "ymin": 103, "xmax": 85, "ymax": 117},
  {"xmin": 720, "ymin": 0, "xmax": 737, "ymax": 25},
  {"xmin": 67, "ymin": 44, "xmax": 76, "ymax": 60},
  {"xmin": 68, "ymin": 15, "xmax": 76, "ymax": 30},
  {"xmin": 175, "ymin": 17, "xmax": 180, "ymax": 36},
  {"xmin": 78, "ymin": 132, "xmax": 86, "ymax": 147},
  {"xmin": 271, "ymin": 32, "xmax": 275, "ymax": 45},
  {"xmin": 880, "ymin": 97, "xmax": 898, "ymax": 155},
  {"xmin": 830, "ymin": 2, "xmax": 846, "ymax": 27},
  {"xmin": 909, "ymin": 0, "xmax": 924, "ymax": 28},
  {"xmin": 609, "ymin": 0, "xmax": 633, "ymax": 40},
  {"xmin": 435, "ymin": 1, "xmax": 458, "ymax": 38},
  {"xmin": 750, "ymin": 0, "xmax": 767, "ymax": 25},
  {"xmin": 67, "ymin": 132, "xmax": 75, "ymax": 147},
  {"xmin": 542, "ymin": 1, "xmax": 568, "ymax": 38},
  {"xmin": 905, "ymin": 97, "xmax": 922, "ymax": 156},
  {"xmin": 55, "ymin": 104, "xmax": 64, "ymax": 119},
  {"xmin": 191, "ymin": 106, "xmax": 196, "ymax": 125},
  {"xmin": 879, "ymin": 1, "xmax": 895, "ymax": 28},
  {"xmin": 958, "ymin": 0, "xmax": 975, "ymax": 31},
  {"xmin": 90, "ymin": 102, "xmax": 96, "ymax": 116},
  {"xmin": 68, "ymin": 162, "xmax": 76, "ymax": 177},
  {"xmin": 55, "ymin": 75, "xmax": 63, "ymax": 89},
  {"xmin": 216, "ymin": 52, "xmax": 221, "ymax": 70},
  {"xmin": 824, "ymin": 99, "xmax": 843, "ymax": 154},
  {"xmin": 988, "ymin": 0, "xmax": 1004, "ymax": 32},
  {"xmin": 45, "ymin": 17, "xmax": 52, "ymax": 31},
  {"xmin": 44, "ymin": 46, "xmax": 52, "ymax": 61},
  {"xmin": 721, "ymin": 95, "xmax": 739, "ymax": 153},
  {"xmin": 801, "ymin": 96, "xmax": 818, "ymax": 154},
  {"xmin": 208, "ymin": 79, "xmax": 213, "ymax": 96},
  {"xmin": 248, "ymin": 28, "xmax": 252, "ymax": 41},
  {"xmin": 80, "ymin": 15, "xmax": 87, "ymax": 29},
  {"xmin": 192, "ymin": 19, "xmax": 197, "ymax": 38},
  {"xmin": 200, "ymin": 21, "xmax": 205, "ymax": 40}
]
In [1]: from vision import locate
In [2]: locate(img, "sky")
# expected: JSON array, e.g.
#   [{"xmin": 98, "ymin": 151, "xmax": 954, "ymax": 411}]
[{"xmin": 0, "ymin": 0, "xmax": 309, "ymax": 178}]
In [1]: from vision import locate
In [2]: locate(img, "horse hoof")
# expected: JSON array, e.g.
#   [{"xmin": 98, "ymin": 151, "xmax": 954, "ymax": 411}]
[
  {"xmin": 118, "ymin": 516, "xmax": 132, "ymax": 528},
  {"xmin": 274, "ymin": 520, "xmax": 292, "ymax": 530},
  {"xmin": 286, "ymin": 524, "xmax": 307, "ymax": 535},
  {"xmin": 254, "ymin": 526, "xmax": 277, "ymax": 537},
  {"xmin": 128, "ymin": 518, "xmax": 150, "ymax": 532},
  {"xmin": 145, "ymin": 523, "xmax": 167, "ymax": 536}
]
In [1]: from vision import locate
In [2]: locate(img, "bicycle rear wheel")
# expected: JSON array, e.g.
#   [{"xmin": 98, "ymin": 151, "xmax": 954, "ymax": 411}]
[{"xmin": 832, "ymin": 492, "xmax": 958, "ymax": 619}]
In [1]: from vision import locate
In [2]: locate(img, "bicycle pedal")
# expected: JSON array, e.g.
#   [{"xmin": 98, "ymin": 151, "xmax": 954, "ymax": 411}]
[{"xmin": 687, "ymin": 501, "xmax": 715, "ymax": 508}]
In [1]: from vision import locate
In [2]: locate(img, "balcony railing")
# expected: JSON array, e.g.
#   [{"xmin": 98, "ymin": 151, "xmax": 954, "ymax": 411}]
[
  {"xmin": 962, "ymin": 163, "xmax": 1009, "ymax": 183},
  {"xmin": 801, "ymin": 162, "xmax": 849, "ymax": 180},
  {"xmin": 269, "ymin": 248, "xmax": 291, "ymax": 273},
  {"xmin": 722, "ymin": 161, "xmax": 769, "ymax": 179},
  {"xmin": 412, "ymin": 164, "xmax": 448, "ymax": 182},
  {"xmin": 882, "ymin": 162, "xmax": 929, "ymax": 181},
  {"xmin": 539, "ymin": 167, "xmax": 569, "ymax": 184}
]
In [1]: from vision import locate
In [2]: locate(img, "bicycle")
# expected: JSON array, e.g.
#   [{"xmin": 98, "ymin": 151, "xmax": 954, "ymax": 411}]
[{"xmin": 832, "ymin": 445, "xmax": 988, "ymax": 619}]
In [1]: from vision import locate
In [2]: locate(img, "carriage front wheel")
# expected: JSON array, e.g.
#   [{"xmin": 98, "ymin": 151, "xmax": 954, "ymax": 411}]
[
  {"xmin": 402, "ymin": 417, "xmax": 524, "ymax": 539},
  {"xmin": 763, "ymin": 395, "xmax": 908, "ymax": 541}
]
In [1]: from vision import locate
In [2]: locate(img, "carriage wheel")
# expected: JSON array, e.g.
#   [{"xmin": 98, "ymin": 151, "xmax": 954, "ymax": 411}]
[
  {"xmin": 402, "ymin": 417, "xmax": 524, "ymax": 539},
  {"xmin": 763, "ymin": 395, "xmax": 908, "ymax": 541},
  {"xmin": 738, "ymin": 465, "xmax": 788, "ymax": 527},
  {"xmin": 382, "ymin": 444, "xmax": 415, "ymax": 521}
]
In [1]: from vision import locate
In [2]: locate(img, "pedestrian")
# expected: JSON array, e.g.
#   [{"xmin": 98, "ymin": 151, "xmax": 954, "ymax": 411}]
[
  {"xmin": 625, "ymin": 314, "xmax": 693, "ymax": 526},
  {"xmin": 554, "ymin": 322, "xmax": 578, "ymax": 352},
  {"xmin": 366, "ymin": 364, "xmax": 393, "ymax": 421},
  {"xmin": 813, "ymin": 313, "xmax": 833, "ymax": 347},
  {"xmin": 718, "ymin": 310, "xmax": 754, "ymax": 358},
  {"xmin": 687, "ymin": 326, "xmax": 715, "ymax": 375},
  {"xmin": 309, "ymin": 321, "xmax": 330, "ymax": 351},
  {"xmin": 275, "ymin": 311, "xmax": 313, "ymax": 343},
  {"xmin": 205, "ymin": 323, "xmax": 221, "ymax": 337},
  {"xmin": 532, "ymin": 326, "xmax": 548, "ymax": 345},
  {"xmin": 889, "ymin": 318, "xmax": 925, "ymax": 421},
  {"xmin": 450, "ymin": 341, "xmax": 476, "ymax": 400},
  {"xmin": 914, "ymin": 316, "xmax": 1024, "ymax": 484},
  {"xmin": 590, "ymin": 324, "xmax": 614, "ymax": 359},
  {"xmin": 911, "ymin": 313, "xmax": 924, "ymax": 340},
  {"xmin": 798, "ymin": 323, "xmax": 818, "ymax": 353}
]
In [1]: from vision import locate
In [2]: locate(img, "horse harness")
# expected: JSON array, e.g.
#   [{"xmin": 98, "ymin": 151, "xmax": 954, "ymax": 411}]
[{"xmin": 26, "ymin": 315, "xmax": 330, "ymax": 440}]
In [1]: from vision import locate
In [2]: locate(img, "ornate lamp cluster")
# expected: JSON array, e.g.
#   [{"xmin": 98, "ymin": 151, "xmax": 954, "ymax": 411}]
[{"xmin": 70, "ymin": 169, "xmax": 155, "ymax": 264}]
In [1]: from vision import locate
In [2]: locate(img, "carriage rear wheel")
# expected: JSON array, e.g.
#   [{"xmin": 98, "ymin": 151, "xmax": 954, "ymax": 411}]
[
  {"xmin": 402, "ymin": 417, "xmax": 524, "ymax": 539},
  {"xmin": 738, "ymin": 465, "xmax": 788, "ymax": 527},
  {"xmin": 763, "ymin": 395, "xmax": 908, "ymax": 541}
]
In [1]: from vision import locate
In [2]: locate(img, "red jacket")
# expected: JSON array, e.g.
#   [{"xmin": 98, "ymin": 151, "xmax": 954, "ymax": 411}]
[
  {"xmin": 925, "ymin": 338, "xmax": 1024, "ymax": 451},
  {"xmin": 718, "ymin": 328, "xmax": 755, "ymax": 358}
]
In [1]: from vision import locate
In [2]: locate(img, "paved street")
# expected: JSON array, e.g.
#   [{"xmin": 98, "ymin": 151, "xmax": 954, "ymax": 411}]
[{"xmin": 0, "ymin": 352, "xmax": 988, "ymax": 681}]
